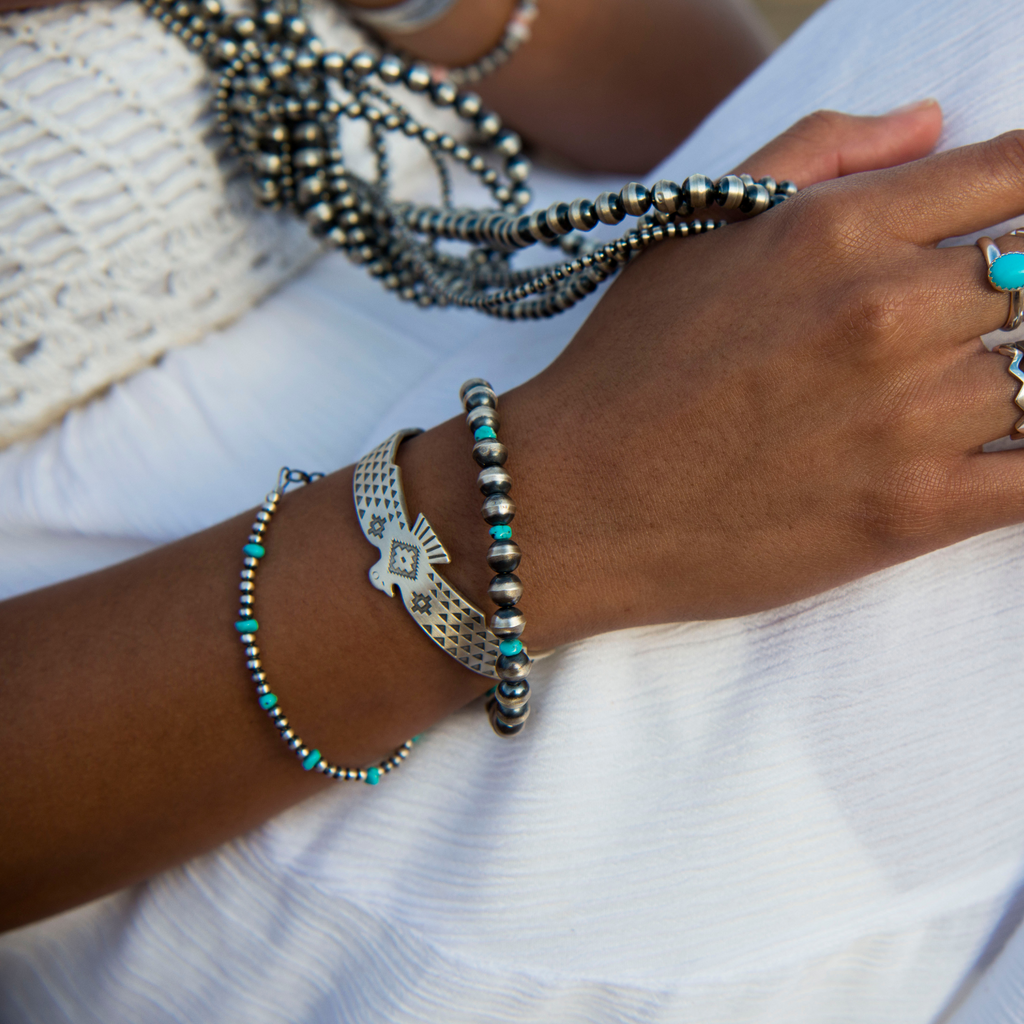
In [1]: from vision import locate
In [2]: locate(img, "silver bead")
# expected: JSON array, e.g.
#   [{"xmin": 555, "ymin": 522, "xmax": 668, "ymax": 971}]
[
  {"xmin": 682, "ymin": 174, "xmax": 713, "ymax": 209},
  {"xmin": 496, "ymin": 649, "xmax": 531, "ymax": 680},
  {"xmin": 256, "ymin": 683, "xmax": 270, "ymax": 695},
  {"xmin": 247, "ymin": 658, "xmax": 262, "ymax": 670},
  {"xmin": 544, "ymin": 202, "xmax": 572, "ymax": 236},
  {"xmin": 567, "ymin": 198, "xmax": 597, "ymax": 231},
  {"xmin": 758, "ymin": 176, "xmax": 777, "ymax": 196},
  {"xmin": 777, "ymin": 179, "xmax": 798, "ymax": 198},
  {"xmin": 292, "ymin": 148, "xmax": 323, "ymax": 169},
  {"xmin": 476, "ymin": 112, "xmax": 502, "ymax": 137},
  {"xmin": 620, "ymin": 182, "xmax": 651, "ymax": 217},
  {"xmin": 737, "ymin": 173, "xmax": 755, "ymax": 187},
  {"xmin": 460, "ymin": 377, "xmax": 492, "ymax": 402},
  {"xmin": 240, "ymin": 580, "xmax": 254, "ymax": 591},
  {"xmin": 321, "ymin": 52, "xmax": 345, "ymax": 75},
  {"xmin": 490, "ymin": 605, "xmax": 525, "ymax": 637},
  {"xmin": 651, "ymin": 179, "xmax": 683, "ymax": 214},
  {"xmin": 714, "ymin": 175, "xmax": 746, "ymax": 210},
  {"xmin": 281, "ymin": 728, "xmax": 295, "ymax": 741},
  {"xmin": 481, "ymin": 493, "xmax": 516, "ymax": 525},
  {"xmin": 506, "ymin": 155, "xmax": 531, "ymax": 182},
  {"xmin": 477, "ymin": 465, "xmax": 511, "ymax": 494},
  {"xmin": 248, "ymin": 534, "xmax": 262, "ymax": 544},
  {"xmin": 464, "ymin": 384, "xmax": 497, "ymax": 410},
  {"xmin": 243, "ymin": 556, "xmax": 258, "ymax": 568},
  {"xmin": 256, "ymin": 510, "xmax": 271, "ymax": 522},
  {"xmin": 740, "ymin": 183, "xmax": 771, "ymax": 215},
  {"xmin": 405, "ymin": 62, "xmax": 431, "ymax": 91},
  {"xmin": 252, "ymin": 670, "xmax": 266, "ymax": 682},
  {"xmin": 594, "ymin": 191, "xmax": 625, "ymax": 224},
  {"xmin": 457, "ymin": 92, "xmax": 482, "ymax": 118},
  {"xmin": 245, "ymin": 646, "xmax": 259, "ymax": 658},
  {"xmin": 251, "ymin": 521, "xmax": 266, "ymax": 533},
  {"xmin": 292, "ymin": 121, "xmax": 323, "ymax": 144},
  {"xmin": 466, "ymin": 405, "xmax": 499, "ymax": 432},
  {"xmin": 240, "ymin": 594, "xmax": 254, "ymax": 605},
  {"xmin": 241, "ymin": 568, "xmax": 255, "ymax": 579},
  {"xmin": 487, "ymin": 539, "xmax": 521, "ymax": 572},
  {"xmin": 495, "ymin": 677, "xmax": 530, "ymax": 710},
  {"xmin": 495, "ymin": 130, "xmax": 521, "ymax": 157},
  {"xmin": 254, "ymin": 152, "xmax": 282, "ymax": 175},
  {"xmin": 377, "ymin": 53, "xmax": 403, "ymax": 82},
  {"xmin": 432, "ymin": 80, "xmax": 457, "ymax": 106},
  {"xmin": 489, "ymin": 572, "xmax": 523, "ymax": 605},
  {"xmin": 492, "ymin": 703, "xmax": 530, "ymax": 732}
]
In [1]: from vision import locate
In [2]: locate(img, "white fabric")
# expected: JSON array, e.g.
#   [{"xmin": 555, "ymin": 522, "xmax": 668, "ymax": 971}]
[
  {"xmin": 0, "ymin": 0, "xmax": 457, "ymax": 447},
  {"xmin": 3, "ymin": 0, "xmax": 1024, "ymax": 1020}
]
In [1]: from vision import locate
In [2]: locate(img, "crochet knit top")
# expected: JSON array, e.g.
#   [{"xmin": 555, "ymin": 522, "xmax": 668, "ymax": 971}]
[{"xmin": 0, "ymin": 0, "xmax": 363, "ymax": 447}]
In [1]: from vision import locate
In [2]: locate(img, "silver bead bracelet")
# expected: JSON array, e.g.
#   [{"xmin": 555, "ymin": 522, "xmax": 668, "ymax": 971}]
[
  {"xmin": 348, "ymin": 0, "xmax": 536, "ymax": 87},
  {"xmin": 235, "ymin": 467, "xmax": 417, "ymax": 784},
  {"xmin": 460, "ymin": 379, "xmax": 533, "ymax": 736}
]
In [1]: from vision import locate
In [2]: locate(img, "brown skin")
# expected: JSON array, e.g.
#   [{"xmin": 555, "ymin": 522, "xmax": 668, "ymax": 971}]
[
  {"xmin": 7, "ymin": 101, "xmax": 1024, "ymax": 932},
  {"xmin": 345, "ymin": 0, "xmax": 775, "ymax": 171},
  {"xmin": 0, "ymin": 0, "xmax": 774, "ymax": 172}
]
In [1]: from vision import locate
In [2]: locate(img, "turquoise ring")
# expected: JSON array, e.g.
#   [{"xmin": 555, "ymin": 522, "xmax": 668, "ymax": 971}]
[{"xmin": 978, "ymin": 236, "xmax": 1024, "ymax": 331}]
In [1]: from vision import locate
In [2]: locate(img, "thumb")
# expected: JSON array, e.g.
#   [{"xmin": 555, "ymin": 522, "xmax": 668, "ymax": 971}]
[{"xmin": 734, "ymin": 100, "xmax": 943, "ymax": 189}]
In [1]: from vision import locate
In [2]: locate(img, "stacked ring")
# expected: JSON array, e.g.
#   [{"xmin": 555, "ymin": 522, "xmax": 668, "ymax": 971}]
[
  {"xmin": 977, "ymin": 235, "xmax": 1024, "ymax": 331},
  {"xmin": 459, "ymin": 379, "xmax": 533, "ymax": 737},
  {"xmin": 994, "ymin": 344, "xmax": 1024, "ymax": 433}
]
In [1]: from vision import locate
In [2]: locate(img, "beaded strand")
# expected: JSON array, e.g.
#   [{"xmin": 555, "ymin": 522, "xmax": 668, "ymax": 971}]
[
  {"xmin": 137, "ymin": 0, "xmax": 797, "ymax": 320},
  {"xmin": 460, "ymin": 380, "xmax": 532, "ymax": 735},
  {"xmin": 234, "ymin": 468, "xmax": 417, "ymax": 783}
]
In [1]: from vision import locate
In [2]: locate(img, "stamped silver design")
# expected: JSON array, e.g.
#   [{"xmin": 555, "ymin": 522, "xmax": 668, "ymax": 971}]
[{"xmin": 354, "ymin": 429, "xmax": 500, "ymax": 678}]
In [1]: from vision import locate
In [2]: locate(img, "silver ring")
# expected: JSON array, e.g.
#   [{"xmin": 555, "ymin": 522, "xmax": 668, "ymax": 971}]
[
  {"xmin": 995, "ymin": 343, "xmax": 1024, "ymax": 433},
  {"xmin": 977, "ymin": 236, "xmax": 1024, "ymax": 331}
]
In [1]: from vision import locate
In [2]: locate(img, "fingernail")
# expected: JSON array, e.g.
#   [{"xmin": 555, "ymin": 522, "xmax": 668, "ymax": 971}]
[{"xmin": 889, "ymin": 97, "xmax": 938, "ymax": 115}]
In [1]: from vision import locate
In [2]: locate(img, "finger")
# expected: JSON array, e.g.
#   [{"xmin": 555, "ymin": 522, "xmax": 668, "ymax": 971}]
[
  {"xmin": 961, "ymin": 447, "xmax": 1024, "ymax": 535},
  {"xmin": 922, "ymin": 232, "xmax": 1024, "ymax": 341},
  {"xmin": 939, "ymin": 340, "xmax": 1024, "ymax": 447},
  {"xmin": 872, "ymin": 131, "xmax": 1024, "ymax": 244},
  {"xmin": 733, "ymin": 101, "xmax": 942, "ymax": 189}
]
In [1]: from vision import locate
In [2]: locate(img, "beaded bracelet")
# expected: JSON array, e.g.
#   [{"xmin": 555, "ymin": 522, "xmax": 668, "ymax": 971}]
[
  {"xmin": 460, "ymin": 379, "xmax": 533, "ymax": 736},
  {"xmin": 234, "ymin": 467, "xmax": 416, "ymax": 784}
]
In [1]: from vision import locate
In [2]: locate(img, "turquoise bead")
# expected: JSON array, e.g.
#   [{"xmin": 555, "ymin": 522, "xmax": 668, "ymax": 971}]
[
  {"xmin": 365, "ymin": 766, "xmax": 380, "ymax": 784},
  {"xmin": 490, "ymin": 524, "xmax": 512, "ymax": 540},
  {"xmin": 235, "ymin": 618, "xmax": 259, "ymax": 633},
  {"xmin": 474, "ymin": 425, "xmax": 497, "ymax": 441},
  {"xmin": 259, "ymin": 693, "xmax": 278, "ymax": 710},
  {"xmin": 499, "ymin": 638, "xmax": 523, "ymax": 656},
  {"xmin": 990, "ymin": 252, "xmax": 1024, "ymax": 291},
  {"xmin": 302, "ymin": 749, "xmax": 321, "ymax": 771},
  {"xmin": 243, "ymin": 543, "xmax": 265, "ymax": 559},
  {"xmin": 411, "ymin": 734, "xmax": 423, "ymax": 744}
]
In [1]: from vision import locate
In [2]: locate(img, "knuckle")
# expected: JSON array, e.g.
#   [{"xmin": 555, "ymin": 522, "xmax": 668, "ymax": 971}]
[
  {"xmin": 787, "ymin": 108, "xmax": 849, "ymax": 145},
  {"xmin": 835, "ymin": 279, "xmax": 912, "ymax": 348},
  {"xmin": 989, "ymin": 129, "xmax": 1024, "ymax": 183}
]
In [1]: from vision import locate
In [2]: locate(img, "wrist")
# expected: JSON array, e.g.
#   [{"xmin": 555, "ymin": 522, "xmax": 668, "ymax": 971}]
[{"xmin": 344, "ymin": 0, "xmax": 517, "ymax": 69}]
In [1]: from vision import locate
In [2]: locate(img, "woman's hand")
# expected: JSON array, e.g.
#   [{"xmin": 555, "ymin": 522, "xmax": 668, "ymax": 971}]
[{"xmin": 444, "ymin": 102, "xmax": 1024, "ymax": 644}]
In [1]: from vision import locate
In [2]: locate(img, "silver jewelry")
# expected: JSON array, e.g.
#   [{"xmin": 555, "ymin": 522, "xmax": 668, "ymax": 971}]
[
  {"xmin": 458, "ymin": 379, "xmax": 532, "ymax": 735},
  {"xmin": 446, "ymin": 0, "xmax": 537, "ymax": 86},
  {"xmin": 354, "ymin": 430, "xmax": 501, "ymax": 677},
  {"xmin": 977, "ymin": 236, "xmax": 1024, "ymax": 331},
  {"xmin": 235, "ymin": 468, "xmax": 417, "ymax": 783},
  {"xmin": 345, "ymin": 0, "xmax": 458, "ymax": 34},
  {"xmin": 994, "ymin": 344, "xmax": 1024, "ymax": 433},
  {"xmin": 136, "ymin": 0, "xmax": 795, "ymax": 321}
]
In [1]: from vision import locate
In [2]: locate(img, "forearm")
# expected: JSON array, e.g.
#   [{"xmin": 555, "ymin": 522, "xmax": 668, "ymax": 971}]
[
  {"xmin": 0, "ymin": 410, "xmax": 572, "ymax": 931},
  {"xmin": 343, "ymin": 0, "xmax": 775, "ymax": 172}
]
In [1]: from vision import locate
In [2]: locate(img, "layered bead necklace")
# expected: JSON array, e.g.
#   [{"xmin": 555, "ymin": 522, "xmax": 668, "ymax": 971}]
[{"xmin": 137, "ymin": 0, "xmax": 795, "ymax": 319}]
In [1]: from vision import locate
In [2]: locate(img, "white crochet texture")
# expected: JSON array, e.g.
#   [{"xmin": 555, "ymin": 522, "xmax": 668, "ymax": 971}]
[{"xmin": 0, "ymin": 0, "xmax": 363, "ymax": 447}]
